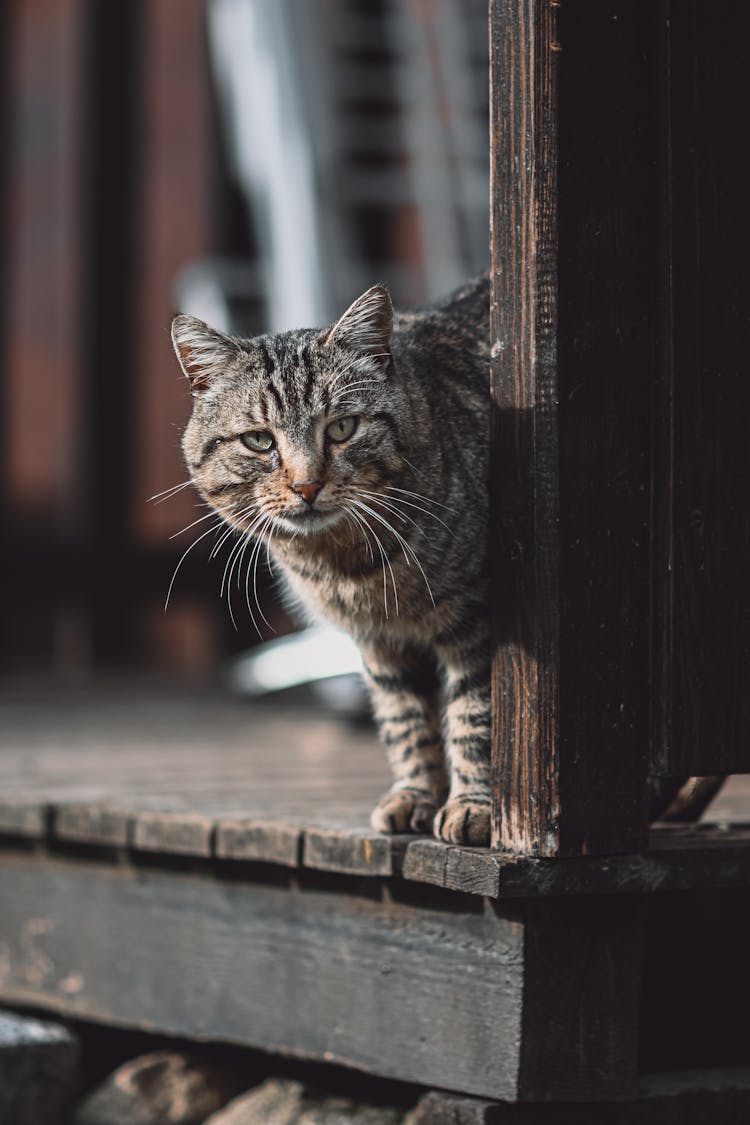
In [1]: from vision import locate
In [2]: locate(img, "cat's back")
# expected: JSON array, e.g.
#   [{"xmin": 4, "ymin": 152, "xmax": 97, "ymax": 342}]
[{"xmin": 391, "ymin": 273, "xmax": 490, "ymax": 392}]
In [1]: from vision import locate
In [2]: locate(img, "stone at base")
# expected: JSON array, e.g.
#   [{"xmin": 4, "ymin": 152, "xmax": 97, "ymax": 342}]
[
  {"xmin": 0, "ymin": 1009, "xmax": 80, "ymax": 1125},
  {"xmin": 73, "ymin": 1049, "xmax": 245, "ymax": 1125},
  {"xmin": 204, "ymin": 1077, "xmax": 408, "ymax": 1125}
]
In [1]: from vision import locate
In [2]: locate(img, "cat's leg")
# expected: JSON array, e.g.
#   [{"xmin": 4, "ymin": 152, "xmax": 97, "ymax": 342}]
[
  {"xmin": 433, "ymin": 629, "xmax": 492, "ymax": 846},
  {"xmin": 362, "ymin": 643, "xmax": 448, "ymax": 834}
]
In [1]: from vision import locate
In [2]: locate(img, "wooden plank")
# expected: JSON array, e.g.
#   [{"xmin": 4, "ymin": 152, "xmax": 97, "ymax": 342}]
[
  {"xmin": 416, "ymin": 1066, "xmax": 750, "ymax": 1122},
  {"xmin": 215, "ymin": 818, "xmax": 302, "ymax": 867},
  {"xmin": 303, "ymin": 826, "xmax": 407, "ymax": 877},
  {"xmin": 0, "ymin": 850, "xmax": 645, "ymax": 1100},
  {"xmin": 0, "ymin": 692, "xmax": 747, "ymax": 894},
  {"xmin": 489, "ymin": 0, "xmax": 658, "ymax": 855},
  {"xmin": 131, "ymin": 811, "xmax": 215, "ymax": 857},
  {"xmin": 0, "ymin": 851, "xmax": 527, "ymax": 1101},
  {"xmin": 402, "ymin": 840, "xmax": 501, "ymax": 898},
  {"xmin": 0, "ymin": 799, "xmax": 48, "ymax": 840},
  {"xmin": 53, "ymin": 802, "xmax": 131, "ymax": 847},
  {"xmin": 405, "ymin": 826, "xmax": 750, "ymax": 899},
  {"xmin": 3, "ymin": 796, "xmax": 750, "ymax": 897}
]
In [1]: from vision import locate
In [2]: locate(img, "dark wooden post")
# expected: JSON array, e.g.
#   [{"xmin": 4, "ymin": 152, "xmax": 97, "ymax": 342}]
[
  {"xmin": 490, "ymin": 0, "xmax": 750, "ymax": 857},
  {"xmin": 490, "ymin": 0, "xmax": 659, "ymax": 856},
  {"xmin": 651, "ymin": 0, "xmax": 750, "ymax": 781}
]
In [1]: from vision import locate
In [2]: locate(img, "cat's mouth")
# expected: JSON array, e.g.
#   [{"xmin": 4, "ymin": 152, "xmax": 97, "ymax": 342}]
[{"xmin": 275, "ymin": 507, "xmax": 344, "ymax": 536}]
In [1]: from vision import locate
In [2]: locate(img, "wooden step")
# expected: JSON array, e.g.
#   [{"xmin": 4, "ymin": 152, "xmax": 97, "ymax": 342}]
[{"xmin": 0, "ymin": 844, "xmax": 641, "ymax": 1103}]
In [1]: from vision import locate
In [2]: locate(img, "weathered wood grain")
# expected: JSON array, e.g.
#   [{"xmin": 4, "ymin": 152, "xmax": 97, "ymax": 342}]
[
  {"xmin": 0, "ymin": 799, "xmax": 48, "ymax": 839},
  {"xmin": 1, "ymin": 690, "xmax": 748, "ymax": 894},
  {"xmin": 7, "ymin": 803, "xmax": 750, "ymax": 899},
  {"xmin": 0, "ymin": 849, "xmax": 651, "ymax": 1100},
  {"xmin": 490, "ymin": 0, "xmax": 661, "ymax": 856},
  {"xmin": 53, "ymin": 802, "xmax": 131, "ymax": 847},
  {"xmin": 0, "ymin": 850, "xmax": 527, "ymax": 1101},
  {"xmin": 401, "ymin": 840, "xmax": 501, "ymax": 898},
  {"xmin": 215, "ymin": 818, "xmax": 302, "ymax": 867},
  {"xmin": 303, "ymin": 826, "xmax": 408, "ymax": 877},
  {"xmin": 131, "ymin": 810, "xmax": 215, "ymax": 856},
  {"xmin": 404, "ymin": 825, "xmax": 750, "ymax": 898},
  {"xmin": 489, "ymin": 0, "xmax": 560, "ymax": 857}
]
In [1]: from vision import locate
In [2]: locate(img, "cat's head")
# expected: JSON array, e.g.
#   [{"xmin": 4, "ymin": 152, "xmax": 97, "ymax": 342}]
[{"xmin": 172, "ymin": 285, "xmax": 407, "ymax": 541}]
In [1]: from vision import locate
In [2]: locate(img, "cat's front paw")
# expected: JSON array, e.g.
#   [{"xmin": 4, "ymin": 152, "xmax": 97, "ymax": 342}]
[
  {"xmin": 434, "ymin": 797, "xmax": 491, "ymax": 846},
  {"xmin": 370, "ymin": 787, "xmax": 440, "ymax": 834}
]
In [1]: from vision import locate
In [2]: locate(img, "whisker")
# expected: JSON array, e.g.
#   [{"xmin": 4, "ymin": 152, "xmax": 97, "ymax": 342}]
[
  {"xmin": 346, "ymin": 503, "xmax": 398, "ymax": 617},
  {"xmin": 343, "ymin": 508, "xmax": 374, "ymax": 562},
  {"xmin": 247, "ymin": 515, "xmax": 275, "ymax": 634},
  {"xmin": 148, "ymin": 479, "xmax": 193, "ymax": 504},
  {"xmin": 387, "ymin": 484, "xmax": 456, "ymax": 513},
  {"xmin": 349, "ymin": 498, "xmax": 435, "ymax": 607},
  {"xmin": 344, "ymin": 504, "xmax": 388, "ymax": 614},
  {"xmin": 225, "ymin": 528, "xmax": 253, "ymax": 631},
  {"xmin": 352, "ymin": 489, "xmax": 412, "ymax": 529},
  {"xmin": 209, "ymin": 502, "xmax": 257, "ymax": 561},
  {"xmin": 348, "ymin": 490, "xmax": 425, "ymax": 542},
  {"xmin": 264, "ymin": 518, "xmax": 277, "ymax": 577},
  {"xmin": 329, "ymin": 380, "xmax": 376, "ymax": 400},
  {"xmin": 164, "ymin": 517, "xmax": 225, "ymax": 612},
  {"xmin": 170, "ymin": 508, "xmax": 221, "ymax": 540},
  {"xmin": 221, "ymin": 508, "xmax": 265, "ymax": 602},
  {"xmin": 363, "ymin": 488, "xmax": 455, "ymax": 536}
]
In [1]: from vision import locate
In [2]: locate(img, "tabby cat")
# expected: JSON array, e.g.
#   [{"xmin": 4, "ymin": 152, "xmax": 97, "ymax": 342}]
[{"xmin": 171, "ymin": 274, "xmax": 491, "ymax": 846}]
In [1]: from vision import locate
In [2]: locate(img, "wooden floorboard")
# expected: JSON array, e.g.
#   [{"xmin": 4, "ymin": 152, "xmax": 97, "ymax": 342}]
[{"xmin": 1, "ymin": 683, "xmax": 749, "ymax": 896}]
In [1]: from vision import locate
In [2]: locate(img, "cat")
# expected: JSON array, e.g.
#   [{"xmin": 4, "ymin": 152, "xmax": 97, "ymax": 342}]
[{"xmin": 171, "ymin": 274, "xmax": 492, "ymax": 847}]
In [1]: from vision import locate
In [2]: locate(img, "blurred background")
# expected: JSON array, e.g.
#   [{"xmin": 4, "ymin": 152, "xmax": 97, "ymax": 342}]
[{"xmin": 0, "ymin": 0, "xmax": 489, "ymax": 692}]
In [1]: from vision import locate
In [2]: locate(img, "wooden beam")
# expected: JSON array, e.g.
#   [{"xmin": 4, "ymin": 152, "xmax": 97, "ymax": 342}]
[
  {"xmin": 0, "ymin": 850, "xmax": 641, "ymax": 1101},
  {"xmin": 490, "ymin": 0, "xmax": 659, "ymax": 855},
  {"xmin": 489, "ymin": 0, "xmax": 560, "ymax": 857}
]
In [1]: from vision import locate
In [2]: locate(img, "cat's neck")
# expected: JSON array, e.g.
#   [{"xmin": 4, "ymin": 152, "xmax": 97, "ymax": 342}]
[{"xmin": 271, "ymin": 517, "xmax": 375, "ymax": 573}]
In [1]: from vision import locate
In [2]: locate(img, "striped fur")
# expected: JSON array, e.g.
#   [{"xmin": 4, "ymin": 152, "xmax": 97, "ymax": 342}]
[{"xmin": 172, "ymin": 275, "xmax": 492, "ymax": 845}]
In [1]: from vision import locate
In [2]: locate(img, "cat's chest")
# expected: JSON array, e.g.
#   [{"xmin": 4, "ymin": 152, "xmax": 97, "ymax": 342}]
[{"xmin": 276, "ymin": 552, "xmax": 437, "ymax": 643}]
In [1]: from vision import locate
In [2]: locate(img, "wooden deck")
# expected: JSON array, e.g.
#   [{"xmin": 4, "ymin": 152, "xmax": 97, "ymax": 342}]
[
  {"xmin": 1, "ymin": 684, "xmax": 749, "ymax": 1103},
  {"xmin": 1, "ymin": 683, "xmax": 750, "ymax": 895},
  {"xmin": 1, "ymin": 684, "xmax": 750, "ymax": 895}
]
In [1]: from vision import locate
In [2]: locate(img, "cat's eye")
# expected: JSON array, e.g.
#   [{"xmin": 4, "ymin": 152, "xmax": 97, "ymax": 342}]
[
  {"xmin": 240, "ymin": 430, "xmax": 275, "ymax": 452},
  {"xmin": 326, "ymin": 416, "xmax": 358, "ymax": 443}
]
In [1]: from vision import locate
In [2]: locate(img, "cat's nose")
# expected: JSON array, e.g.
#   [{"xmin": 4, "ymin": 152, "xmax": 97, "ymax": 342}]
[{"xmin": 292, "ymin": 480, "xmax": 323, "ymax": 505}]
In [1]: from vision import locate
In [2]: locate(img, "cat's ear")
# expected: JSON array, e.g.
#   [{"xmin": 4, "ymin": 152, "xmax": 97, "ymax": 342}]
[
  {"xmin": 324, "ymin": 284, "xmax": 392, "ymax": 361},
  {"xmin": 171, "ymin": 314, "xmax": 238, "ymax": 394}
]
